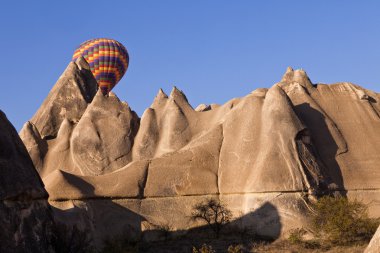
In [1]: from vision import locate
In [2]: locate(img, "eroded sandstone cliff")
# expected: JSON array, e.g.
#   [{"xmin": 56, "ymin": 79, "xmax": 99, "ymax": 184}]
[{"xmin": 19, "ymin": 59, "xmax": 380, "ymax": 245}]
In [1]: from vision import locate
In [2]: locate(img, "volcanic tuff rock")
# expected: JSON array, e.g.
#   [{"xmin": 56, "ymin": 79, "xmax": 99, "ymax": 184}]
[
  {"xmin": 366, "ymin": 225, "xmax": 380, "ymax": 253},
  {"xmin": 70, "ymin": 91, "xmax": 139, "ymax": 176},
  {"xmin": 29, "ymin": 57, "xmax": 97, "ymax": 139},
  {"xmin": 0, "ymin": 110, "xmax": 53, "ymax": 252},
  {"xmin": 20, "ymin": 61, "xmax": 380, "ymax": 246}
]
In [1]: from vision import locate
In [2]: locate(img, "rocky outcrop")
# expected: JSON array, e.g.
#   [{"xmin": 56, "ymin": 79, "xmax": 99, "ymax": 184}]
[
  {"xmin": 0, "ymin": 110, "xmax": 53, "ymax": 252},
  {"xmin": 29, "ymin": 57, "xmax": 97, "ymax": 140},
  {"xmin": 279, "ymin": 68, "xmax": 380, "ymax": 215},
  {"xmin": 366, "ymin": 225, "xmax": 380, "ymax": 253},
  {"xmin": 218, "ymin": 85, "xmax": 307, "ymax": 193},
  {"xmin": 19, "ymin": 57, "xmax": 98, "ymax": 177},
  {"xmin": 70, "ymin": 91, "xmax": 139, "ymax": 175},
  {"xmin": 19, "ymin": 62, "xmax": 380, "ymax": 246}
]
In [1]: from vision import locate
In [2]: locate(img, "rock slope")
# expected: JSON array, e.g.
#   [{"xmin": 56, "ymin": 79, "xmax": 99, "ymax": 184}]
[
  {"xmin": 0, "ymin": 110, "xmax": 53, "ymax": 252},
  {"xmin": 20, "ymin": 60, "xmax": 380, "ymax": 245},
  {"xmin": 366, "ymin": 225, "xmax": 380, "ymax": 253}
]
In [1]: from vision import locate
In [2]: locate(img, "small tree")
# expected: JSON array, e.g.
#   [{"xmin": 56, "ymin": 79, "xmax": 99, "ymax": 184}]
[{"xmin": 191, "ymin": 198, "xmax": 232, "ymax": 238}]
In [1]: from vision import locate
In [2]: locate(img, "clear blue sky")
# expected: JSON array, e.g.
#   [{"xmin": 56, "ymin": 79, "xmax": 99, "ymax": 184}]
[{"xmin": 0, "ymin": 1, "xmax": 379, "ymax": 131}]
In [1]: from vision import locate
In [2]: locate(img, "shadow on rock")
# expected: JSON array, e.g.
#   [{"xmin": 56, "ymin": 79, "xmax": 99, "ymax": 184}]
[
  {"xmin": 140, "ymin": 202, "xmax": 281, "ymax": 253},
  {"xmin": 49, "ymin": 174, "xmax": 145, "ymax": 250},
  {"xmin": 294, "ymin": 103, "xmax": 346, "ymax": 196}
]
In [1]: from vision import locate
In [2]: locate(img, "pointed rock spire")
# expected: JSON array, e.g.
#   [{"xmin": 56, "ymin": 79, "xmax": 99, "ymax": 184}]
[
  {"xmin": 280, "ymin": 66, "xmax": 314, "ymax": 89},
  {"xmin": 157, "ymin": 88, "xmax": 168, "ymax": 99},
  {"xmin": 30, "ymin": 60, "xmax": 97, "ymax": 139},
  {"xmin": 151, "ymin": 88, "xmax": 168, "ymax": 109},
  {"xmin": 169, "ymin": 86, "xmax": 193, "ymax": 111},
  {"xmin": 169, "ymin": 86, "xmax": 187, "ymax": 100}
]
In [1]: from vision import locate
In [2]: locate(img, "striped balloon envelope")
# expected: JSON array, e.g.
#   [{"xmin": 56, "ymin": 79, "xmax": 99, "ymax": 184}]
[{"xmin": 72, "ymin": 38, "xmax": 129, "ymax": 95}]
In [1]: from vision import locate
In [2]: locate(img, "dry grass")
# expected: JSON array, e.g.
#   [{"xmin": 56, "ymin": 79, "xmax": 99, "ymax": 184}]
[
  {"xmin": 250, "ymin": 240, "xmax": 367, "ymax": 253},
  {"xmin": 136, "ymin": 237, "xmax": 369, "ymax": 253}
]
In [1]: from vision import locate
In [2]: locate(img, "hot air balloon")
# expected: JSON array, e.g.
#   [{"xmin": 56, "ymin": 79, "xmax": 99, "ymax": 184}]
[{"xmin": 72, "ymin": 38, "xmax": 129, "ymax": 95}]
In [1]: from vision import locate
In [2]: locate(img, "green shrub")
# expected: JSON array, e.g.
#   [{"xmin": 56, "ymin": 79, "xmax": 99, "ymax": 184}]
[
  {"xmin": 311, "ymin": 196, "xmax": 379, "ymax": 245},
  {"xmin": 192, "ymin": 243, "xmax": 215, "ymax": 253}
]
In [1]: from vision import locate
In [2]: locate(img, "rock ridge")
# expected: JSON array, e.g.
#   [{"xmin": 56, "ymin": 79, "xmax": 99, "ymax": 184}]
[{"xmin": 18, "ymin": 64, "xmax": 380, "ymax": 246}]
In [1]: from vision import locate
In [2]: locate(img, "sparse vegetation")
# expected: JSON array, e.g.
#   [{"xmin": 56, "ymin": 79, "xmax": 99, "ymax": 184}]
[
  {"xmin": 310, "ymin": 196, "xmax": 379, "ymax": 245},
  {"xmin": 192, "ymin": 243, "xmax": 215, "ymax": 253},
  {"xmin": 288, "ymin": 228, "xmax": 307, "ymax": 245},
  {"xmin": 191, "ymin": 198, "xmax": 233, "ymax": 238},
  {"xmin": 82, "ymin": 196, "xmax": 378, "ymax": 253},
  {"xmin": 156, "ymin": 222, "xmax": 172, "ymax": 241},
  {"xmin": 284, "ymin": 197, "xmax": 379, "ymax": 250},
  {"xmin": 227, "ymin": 244, "xmax": 243, "ymax": 253}
]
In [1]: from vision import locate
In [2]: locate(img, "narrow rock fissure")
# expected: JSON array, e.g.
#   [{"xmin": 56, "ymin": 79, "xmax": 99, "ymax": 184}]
[
  {"xmin": 216, "ymin": 125, "xmax": 224, "ymax": 197},
  {"xmin": 368, "ymin": 99, "xmax": 380, "ymax": 120},
  {"xmin": 141, "ymin": 160, "xmax": 151, "ymax": 198},
  {"xmin": 48, "ymin": 188, "xmax": 380, "ymax": 203}
]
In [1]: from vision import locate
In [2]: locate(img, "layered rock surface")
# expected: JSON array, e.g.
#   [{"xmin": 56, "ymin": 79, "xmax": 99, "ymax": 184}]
[
  {"xmin": 20, "ymin": 61, "xmax": 380, "ymax": 245},
  {"xmin": 0, "ymin": 110, "xmax": 53, "ymax": 252}
]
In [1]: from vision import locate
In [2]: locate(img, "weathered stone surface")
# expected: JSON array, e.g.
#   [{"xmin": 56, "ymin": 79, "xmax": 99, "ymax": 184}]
[
  {"xmin": 279, "ymin": 68, "xmax": 380, "ymax": 192},
  {"xmin": 132, "ymin": 108, "xmax": 159, "ymax": 161},
  {"xmin": 278, "ymin": 80, "xmax": 347, "ymax": 190},
  {"xmin": 310, "ymin": 83, "xmax": 380, "ymax": 190},
  {"xmin": 45, "ymin": 160, "xmax": 148, "ymax": 200},
  {"xmin": 218, "ymin": 85, "xmax": 308, "ymax": 193},
  {"xmin": 0, "ymin": 111, "xmax": 47, "ymax": 199},
  {"xmin": 281, "ymin": 67, "xmax": 314, "ymax": 90},
  {"xmin": 133, "ymin": 87, "xmax": 196, "ymax": 160},
  {"xmin": 41, "ymin": 118, "xmax": 77, "ymax": 178},
  {"xmin": 70, "ymin": 91, "xmax": 139, "ymax": 175},
  {"xmin": 19, "ymin": 63, "xmax": 380, "ymax": 247},
  {"xmin": 194, "ymin": 103, "xmax": 211, "ymax": 112},
  {"xmin": 18, "ymin": 121, "xmax": 47, "ymax": 174},
  {"xmin": 366, "ymin": 225, "xmax": 380, "ymax": 253},
  {"xmin": 50, "ymin": 199, "xmax": 143, "ymax": 248},
  {"xmin": 0, "ymin": 110, "xmax": 53, "ymax": 252},
  {"xmin": 144, "ymin": 125, "xmax": 223, "ymax": 197},
  {"xmin": 28, "ymin": 57, "xmax": 97, "ymax": 139}
]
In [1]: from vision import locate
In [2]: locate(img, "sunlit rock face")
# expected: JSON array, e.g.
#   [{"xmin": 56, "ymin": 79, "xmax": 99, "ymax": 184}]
[
  {"xmin": 70, "ymin": 91, "xmax": 139, "ymax": 176},
  {"xmin": 366, "ymin": 225, "xmax": 380, "ymax": 253},
  {"xmin": 0, "ymin": 110, "xmax": 53, "ymax": 253},
  {"xmin": 20, "ymin": 61, "xmax": 380, "ymax": 246}
]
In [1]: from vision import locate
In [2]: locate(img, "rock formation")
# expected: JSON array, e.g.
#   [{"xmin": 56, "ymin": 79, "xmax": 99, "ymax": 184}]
[
  {"xmin": 0, "ymin": 110, "xmax": 53, "ymax": 252},
  {"xmin": 19, "ymin": 60, "xmax": 380, "ymax": 247},
  {"xmin": 366, "ymin": 225, "xmax": 380, "ymax": 253}
]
